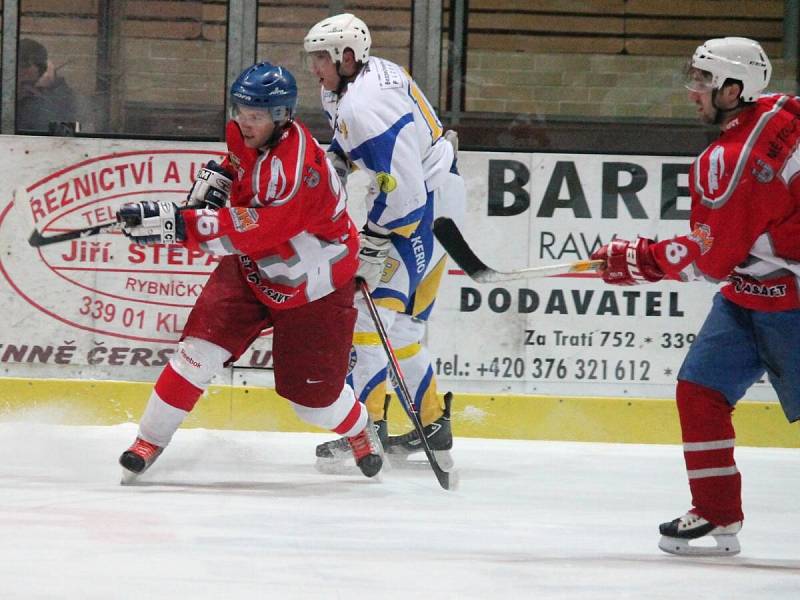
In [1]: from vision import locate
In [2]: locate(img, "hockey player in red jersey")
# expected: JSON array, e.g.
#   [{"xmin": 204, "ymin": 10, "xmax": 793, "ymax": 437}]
[
  {"xmin": 116, "ymin": 62, "xmax": 383, "ymax": 482},
  {"xmin": 591, "ymin": 37, "xmax": 800, "ymax": 556}
]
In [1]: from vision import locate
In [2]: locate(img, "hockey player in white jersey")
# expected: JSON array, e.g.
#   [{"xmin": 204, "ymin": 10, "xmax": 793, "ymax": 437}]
[{"xmin": 304, "ymin": 13, "xmax": 465, "ymax": 469}]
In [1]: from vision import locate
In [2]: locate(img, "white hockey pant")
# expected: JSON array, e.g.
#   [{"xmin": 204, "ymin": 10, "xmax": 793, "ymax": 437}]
[{"xmin": 350, "ymin": 301, "xmax": 441, "ymax": 425}]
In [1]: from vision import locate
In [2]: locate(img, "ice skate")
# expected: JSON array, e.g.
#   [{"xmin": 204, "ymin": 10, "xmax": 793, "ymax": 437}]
[
  {"xmin": 346, "ymin": 418, "xmax": 384, "ymax": 478},
  {"xmin": 386, "ymin": 392, "xmax": 454, "ymax": 470},
  {"xmin": 658, "ymin": 510, "xmax": 742, "ymax": 556},
  {"xmin": 315, "ymin": 399, "xmax": 388, "ymax": 474},
  {"xmin": 119, "ymin": 436, "xmax": 163, "ymax": 484}
]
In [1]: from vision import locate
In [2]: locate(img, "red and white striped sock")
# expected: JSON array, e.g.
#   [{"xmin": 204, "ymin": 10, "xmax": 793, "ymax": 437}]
[
  {"xmin": 333, "ymin": 399, "xmax": 367, "ymax": 438},
  {"xmin": 676, "ymin": 379, "xmax": 743, "ymax": 526},
  {"xmin": 138, "ymin": 363, "xmax": 204, "ymax": 447},
  {"xmin": 154, "ymin": 363, "xmax": 204, "ymax": 412},
  {"xmin": 290, "ymin": 383, "xmax": 368, "ymax": 437}
]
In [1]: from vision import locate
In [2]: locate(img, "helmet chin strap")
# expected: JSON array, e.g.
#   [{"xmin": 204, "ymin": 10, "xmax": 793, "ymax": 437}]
[
  {"xmin": 334, "ymin": 60, "xmax": 363, "ymax": 96},
  {"xmin": 710, "ymin": 88, "xmax": 744, "ymax": 126},
  {"xmin": 261, "ymin": 119, "xmax": 292, "ymax": 149}
]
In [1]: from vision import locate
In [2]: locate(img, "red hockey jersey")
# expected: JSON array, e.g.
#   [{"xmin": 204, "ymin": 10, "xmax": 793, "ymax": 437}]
[
  {"xmin": 651, "ymin": 94, "xmax": 800, "ymax": 311},
  {"xmin": 181, "ymin": 120, "xmax": 359, "ymax": 309}
]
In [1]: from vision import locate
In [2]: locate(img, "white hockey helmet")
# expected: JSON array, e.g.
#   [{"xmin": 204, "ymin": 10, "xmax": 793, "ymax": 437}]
[
  {"xmin": 304, "ymin": 13, "xmax": 371, "ymax": 62},
  {"xmin": 690, "ymin": 37, "xmax": 771, "ymax": 102}
]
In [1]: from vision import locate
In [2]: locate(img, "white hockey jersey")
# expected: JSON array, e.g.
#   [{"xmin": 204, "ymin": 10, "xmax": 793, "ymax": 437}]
[{"xmin": 321, "ymin": 57, "xmax": 455, "ymax": 237}]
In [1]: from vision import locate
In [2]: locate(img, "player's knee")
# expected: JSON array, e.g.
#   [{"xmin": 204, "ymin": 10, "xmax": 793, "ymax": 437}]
[
  {"xmin": 355, "ymin": 302, "xmax": 397, "ymax": 332},
  {"xmin": 290, "ymin": 383, "xmax": 363, "ymax": 433},
  {"xmin": 169, "ymin": 337, "xmax": 231, "ymax": 389},
  {"xmin": 389, "ymin": 313, "xmax": 426, "ymax": 347},
  {"xmin": 677, "ymin": 379, "xmax": 731, "ymax": 419}
]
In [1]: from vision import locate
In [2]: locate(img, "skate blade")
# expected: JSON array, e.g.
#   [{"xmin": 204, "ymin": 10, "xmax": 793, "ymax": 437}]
[
  {"xmin": 314, "ymin": 458, "xmax": 359, "ymax": 476},
  {"xmin": 387, "ymin": 449, "xmax": 454, "ymax": 471},
  {"xmin": 314, "ymin": 457, "xmax": 390, "ymax": 478},
  {"xmin": 443, "ymin": 468, "xmax": 460, "ymax": 491},
  {"xmin": 658, "ymin": 534, "xmax": 740, "ymax": 556},
  {"xmin": 120, "ymin": 467, "xmax": 140, "ymax": 486}
]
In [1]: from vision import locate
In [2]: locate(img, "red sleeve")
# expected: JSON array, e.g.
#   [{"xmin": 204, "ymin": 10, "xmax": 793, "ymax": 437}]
[
  {"xmin": 180, "ymin": 122, "xmax": 346, "ymax": 256},
  {"xmin": 650, "ymin": 141, "xmax": 782, "ymax": 281},
  {"xmin": 767, "ymin": 176, "xmax": 800, "ymax": 261},
  {"xmin": 180, "ymin": 202, "xmax": 310, "ymax": 255}
]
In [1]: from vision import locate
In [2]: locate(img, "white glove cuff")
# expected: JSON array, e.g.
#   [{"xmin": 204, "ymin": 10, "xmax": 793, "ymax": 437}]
[{"xmin": 139, "ymin": 201, "xmax": 178, "ymax": 243}]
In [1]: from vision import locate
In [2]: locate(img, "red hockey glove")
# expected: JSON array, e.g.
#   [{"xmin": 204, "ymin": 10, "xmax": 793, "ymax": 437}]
[{"xmin": 590, "ymin": 237, "xmax": 664, "ymax": 285}]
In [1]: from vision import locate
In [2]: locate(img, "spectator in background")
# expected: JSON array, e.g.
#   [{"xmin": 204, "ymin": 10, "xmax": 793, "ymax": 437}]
[{"xmin": 16, "ymin": 38, "xmax": 78, "ymax": 134}]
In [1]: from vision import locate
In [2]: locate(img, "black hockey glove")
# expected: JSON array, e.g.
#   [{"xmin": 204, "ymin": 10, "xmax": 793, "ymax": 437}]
[
  {"xmin": 117, "ymin": 201, "xmax": 185, "ymax": 246},
  {"xmin": 326, "ymin": 150, "xmax": 351, "ymax": 187},
  {"xmin": 186, "ymin": 160, "xmax": 233, "ymax": 209}
]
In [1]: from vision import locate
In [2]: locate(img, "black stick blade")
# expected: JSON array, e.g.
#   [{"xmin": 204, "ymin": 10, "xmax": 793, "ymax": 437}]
[
  {"xmin": 28, "ymin": 223, "xmax": 118, "ymax": 247},
  {"xmin": 433, "ymin": 217, "xmax": 490, "ymax": 278}
]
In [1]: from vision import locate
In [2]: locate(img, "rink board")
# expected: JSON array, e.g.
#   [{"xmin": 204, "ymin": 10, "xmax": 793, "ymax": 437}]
[
  {"xmin": 0, "ymin": 136, "xmax": 793, "ymax": 447},
  {"xmin": 0, "ymin": 135, "xmax": 786, "ymax": 402},
  {"xmin": 0, "ymin": 377, "xmax": 796, "ymax": 448}
]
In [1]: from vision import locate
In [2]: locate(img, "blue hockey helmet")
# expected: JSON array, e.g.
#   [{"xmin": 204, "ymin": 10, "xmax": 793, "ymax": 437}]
[{"xmin": 229, "ymin": 62, "xmax": 298, "ymax": 125}]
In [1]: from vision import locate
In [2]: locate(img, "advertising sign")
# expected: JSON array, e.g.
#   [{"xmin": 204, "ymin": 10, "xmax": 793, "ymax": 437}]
[
  {"xmin": 426, "ymin": 152, "xmax": 777, "ymax": 401},
  {"xmin": 0, "ymin": 137, "xmax": 272, "ymax": 383},
  {"xmin": 0, "ymin": 137, "xmax": 778, "ymax": 401}
]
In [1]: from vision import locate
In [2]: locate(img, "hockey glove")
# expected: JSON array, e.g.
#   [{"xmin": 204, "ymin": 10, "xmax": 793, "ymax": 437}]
[
  {"xmin": 186, "ymin": 160, "xmax": 233, "ymax": 209},
  {"xmin": 444, "ymin": 129, "xmax": 459, "ymax": 158},
  {"xmin": 590, "ymin": 237, "xmax": 664, "ymax": 285},
  {"xmin": 117, "ymin": 201, "xmax": 185, "ymax": 246},
  {"xmin": 326, "ymin": 150, "xmax": 351, "ymax": 187},
  {"xmin": 356, "ymin": 228, "xmax": 392, "ymax": 291}
]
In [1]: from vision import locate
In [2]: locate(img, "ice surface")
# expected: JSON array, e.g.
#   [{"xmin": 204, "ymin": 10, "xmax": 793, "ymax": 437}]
[{"xmin": 0, "ymin": 422, "xmax": 798, "ymax": 599}]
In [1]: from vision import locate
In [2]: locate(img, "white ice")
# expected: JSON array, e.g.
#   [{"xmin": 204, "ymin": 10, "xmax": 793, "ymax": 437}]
[{"xmin": 0, "ymin": 421, "xmax": 798, "ymax": 600}]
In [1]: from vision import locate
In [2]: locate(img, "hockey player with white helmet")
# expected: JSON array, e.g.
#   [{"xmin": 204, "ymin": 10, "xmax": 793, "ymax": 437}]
[
  {"xmin": 687, "ymin": 37, "xmax": 772, "ymax": 105},
  {"xmin": 116, "ymin": 62, "xmax": 383, "ymax": 482},
  {"xmin": 304, "ymin": 13, "xmax": 466, "ymax": 470},
  {"xmin": 591, "ymin": 37, "xmax": 800, "ymax": 556}
]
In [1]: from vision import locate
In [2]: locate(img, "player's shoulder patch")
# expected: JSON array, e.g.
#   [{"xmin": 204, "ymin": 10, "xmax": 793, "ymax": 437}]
[
  {"xmin": 694, "ymin": 140, "xmax": 745, "ymax": 208},
  {"xmin": 687, "ymin": 223, "xmax": 714, "ymax": 255},
  {"xmin": 231, "ymin": 207, "xmax": 259, "ymax": 232},
  {"xmin": 695, "ymin": 96, "xmax": 794, "ymax": 208},
  {"xmin": 303, "ymin": 166, "xmax": 320, "ymax": 188},
  {"xmin": 335, "ymin": 93, "xmax": 369, "ymax": 137},
  {"xmin": 370, "ymin": 57, "xmax": 404, "ymax": 90}
]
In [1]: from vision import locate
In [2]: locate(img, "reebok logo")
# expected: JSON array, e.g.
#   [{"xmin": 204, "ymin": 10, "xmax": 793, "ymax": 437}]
[{"xmin": 180, "ymin": 349, "xmax": 201, "ymax": 369}]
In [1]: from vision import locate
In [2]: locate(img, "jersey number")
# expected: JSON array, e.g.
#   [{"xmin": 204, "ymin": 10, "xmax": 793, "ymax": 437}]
[
  {"xmin": 665, "ymin": 242, "xmax": 689, "ymax": 264},
  {"xmin": 409, "ymin": 80, "xmax": 442, "ymax": 141}
]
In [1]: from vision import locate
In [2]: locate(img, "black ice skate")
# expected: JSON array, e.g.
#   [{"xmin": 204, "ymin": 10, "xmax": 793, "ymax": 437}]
[
  {"xmin": 385, "ymin": 392, "xmax": 454, "ymax": 470},
  {"xmin": 315, "ymin": 398, "xmax": 388, "ymax": 474},
  {"xmin": 119, "ymin": 436, "xmax": 163, "ymax": 484},
  {"xmin": 658, "ymin": 510, "xmax": 742, "ymax": 556},
  {"xmin": 346, "ymin": 417, "xmax": 385, "ymax": 478}
]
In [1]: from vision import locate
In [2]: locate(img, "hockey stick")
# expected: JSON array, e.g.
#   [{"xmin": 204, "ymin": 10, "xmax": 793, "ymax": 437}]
[
  {"xmin": 28, "ymin": 222, "xmax": 120, "ymax": 247},
  {"xmin": 433, "ymin": 216, "xmax": 603, "ymax": 283},
  {"xmin": 357, "ymin": 279, "xmax": 456, "ymax": 491}
]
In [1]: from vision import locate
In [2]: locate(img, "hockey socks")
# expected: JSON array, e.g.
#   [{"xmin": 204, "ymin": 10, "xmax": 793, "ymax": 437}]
[
  {"xmin": 676, "ymin": 380, "xmax": 743, "ymax": 526},
  {"xmin": 133, "ymin": 362, "xmax": 203, "ymax": 451}
]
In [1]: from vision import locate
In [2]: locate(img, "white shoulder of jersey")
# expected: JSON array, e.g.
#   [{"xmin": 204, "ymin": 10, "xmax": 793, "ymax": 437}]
[
  {"xmin": 318, "ymin": 88, "xmax": 337, "ymax": 127},
  {"xmin": 337, "ymin": 58, "xmax": 412, "ymax": 145}
]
